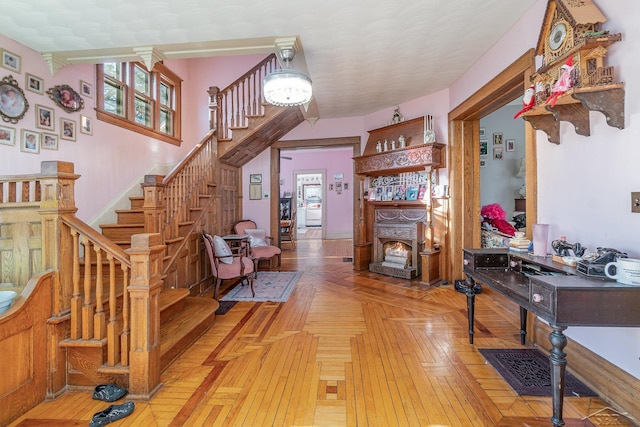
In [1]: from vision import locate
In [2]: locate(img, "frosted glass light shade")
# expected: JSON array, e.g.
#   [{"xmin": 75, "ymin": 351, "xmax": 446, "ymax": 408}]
[{"xmin": 263, "ymin": 69, "xmax": 313, "ymax": 106}]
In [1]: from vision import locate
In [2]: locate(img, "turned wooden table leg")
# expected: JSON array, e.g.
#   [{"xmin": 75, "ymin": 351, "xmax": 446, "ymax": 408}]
[
  {"xmin": 464, "ymin": 276, "xmax": 476, "ymax": 344},
  {"xmin": 520, "ymin": 306, "xmax": 528, "ymax": 345},
  {"xmin": 549, "ymin": 325, "xmax": 568, "ymax": 427}
]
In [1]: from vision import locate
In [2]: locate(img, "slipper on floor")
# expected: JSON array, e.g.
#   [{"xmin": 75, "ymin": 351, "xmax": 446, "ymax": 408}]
[
  {"xmin": 89, "ymin": 401, "xmax": 135, "ymax": 427},
  {"xmin": 92, "ymin": 383, "xmax": 127, "ymax": 402}
]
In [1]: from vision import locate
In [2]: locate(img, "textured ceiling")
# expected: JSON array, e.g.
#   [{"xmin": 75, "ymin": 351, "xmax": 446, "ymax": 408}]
[{"xmin": 0, "ymin": 0, "xmax": 537, "ymax": 119}]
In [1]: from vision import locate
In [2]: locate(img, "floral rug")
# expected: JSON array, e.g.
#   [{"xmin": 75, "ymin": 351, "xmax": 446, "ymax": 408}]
[{"xmin": 220, "ymin": 271, "xmax": 302, "ymax": 302}]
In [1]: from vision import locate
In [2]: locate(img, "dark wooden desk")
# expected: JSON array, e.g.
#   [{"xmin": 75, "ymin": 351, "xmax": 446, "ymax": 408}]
[{"xmin": 462, "ymin": 248, "xmax": 640, "ymax": 427}]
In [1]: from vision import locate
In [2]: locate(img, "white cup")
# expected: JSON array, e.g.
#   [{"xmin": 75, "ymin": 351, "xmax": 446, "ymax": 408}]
[{"xmin": 604, "ymin": 258, "xmax": 640, "ymax": 285}]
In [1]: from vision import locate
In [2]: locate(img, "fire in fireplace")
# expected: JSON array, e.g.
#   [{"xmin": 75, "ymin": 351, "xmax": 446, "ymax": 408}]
[{"xmin": 381, "ymin": 242, "xmax": 411, "ymax": 269}]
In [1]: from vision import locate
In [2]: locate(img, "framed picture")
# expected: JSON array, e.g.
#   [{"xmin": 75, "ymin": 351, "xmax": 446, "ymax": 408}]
[
  {"xmin": 0, "ymin": 125, "xmax": 16, "ymax": 146},
  {"xmin": 21, "ymin": 129, "xmax": 40, "ymax": 154},
  {"xmin": 1, "ymin": 49, "xmax": 21, "ymax": 73},
  {"xmin": 480, "ymin": 140, "xmax": 488, "ymax": 156},
  {"xmin": 479, "ymin": 128, "xmax": 486, "ymax": 138},
  {"xmin": 47, "ymin": 84, "xmax": 84, "ymax": 113},
  {"xmin": 329, "ymin": 183, "xmax": 334, "ymax": 191},
  {"xmin": 60, "ymin": 117, "xmax": 76, "ymax": 141},
  {"xmin": 0, "ymin": 75, "xmax": 29, "ymax": 123},
  {"xmin": 80, "ymin": 115, "xmax": 93, "ymax": 135},
  {"xmin": 480, "ymin": 158, "xmax": 487, "ymax": 168},
  {"xmin": 249, "ymin": 183, "xmax": 262, "ymax": 200},
  {"xmin": 506, "ymin": 139, "xmax": 516, "ymax": 152},
  {"xmin": 493, "ymin": 132, "xmax": 503, "ymax": 145},
  {"xmin": 35, "ymin": 105, "xmax": 55, "ymax": 130},
  {"xmin": 493, "ymin": 147, "xmax": 503, "ymax": 160},
  {"xmin": 249, "ymin": 173, "xmax": 262, "ymax": 184},
  {"xmin": 80, "ymin": 80, "xmax": 93, "ymax": 98},
  {"xmin": 41, "ymin": 132, "xmax": 59, "ymax": 151},
  {"xmin": 344, "ymin": 182, "xmax": 349, "ymax": 190},
  {"xmin": 26, "ymin": 73, "xmax": 44, "ymax": 95}
]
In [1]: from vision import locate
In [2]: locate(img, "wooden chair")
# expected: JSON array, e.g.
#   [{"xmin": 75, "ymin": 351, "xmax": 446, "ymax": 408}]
[
  {"xmin": 280, "ymin": 210, "xmax": 296, "ymax": 250},
  {"xmin": 202, "ymin": 231, "xmax": 254, "ymax": 300},
  {"xmin": 233, "ymin": 219, "xmax": 281, "ymax": 276}
]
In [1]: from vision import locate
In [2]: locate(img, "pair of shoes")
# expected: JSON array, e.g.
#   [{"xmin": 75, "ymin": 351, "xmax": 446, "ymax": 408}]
[
  {"xmin": 89, "ymin": 401, "xmax": 135, "ymax": 427},
  {"xmin": 92, "ymin": 383, "xmax": 127, "ymax": 402}
]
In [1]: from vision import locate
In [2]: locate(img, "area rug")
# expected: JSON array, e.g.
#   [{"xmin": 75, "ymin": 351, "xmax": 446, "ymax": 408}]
[
  {"xmin": 479, "ymin": 348, "xmax": 597, "ymax": 397},
  {"xmin": 220, "ymin": 271, "xmax": 302, "ymax": 302}
]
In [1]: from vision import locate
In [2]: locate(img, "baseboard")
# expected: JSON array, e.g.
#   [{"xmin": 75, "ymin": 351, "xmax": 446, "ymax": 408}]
[
  {"xmin": 325, "ymin": 232, "xmax": 353, "ymax": 239},
  {"xmin": 532, "ymin": 319, "xmax": 640, "ymax": 424},
  {"xmin": 87, "ymin": 161, "xmax": 177, "ymax": 229}
]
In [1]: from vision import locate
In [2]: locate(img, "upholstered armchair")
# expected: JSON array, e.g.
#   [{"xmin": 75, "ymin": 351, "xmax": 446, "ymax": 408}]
[
  {"xmin": 202, "ymin": 231, "xmax": 255, "ymax": 300},
  {"xmin": 233, "ymin": 219, "xmax": 281, "ymax": 276}
]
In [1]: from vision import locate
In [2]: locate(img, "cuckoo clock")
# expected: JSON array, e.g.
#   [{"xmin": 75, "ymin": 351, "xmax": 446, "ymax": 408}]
[{"xmin": 519, "ymin": 0, "xmax": 625, "ymax": 144}]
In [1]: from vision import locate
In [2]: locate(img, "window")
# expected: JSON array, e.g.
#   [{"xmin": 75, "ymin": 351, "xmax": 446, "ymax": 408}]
[{"xmin": 96, "ymin": 61, "xmax": 182, "ymax": 145}]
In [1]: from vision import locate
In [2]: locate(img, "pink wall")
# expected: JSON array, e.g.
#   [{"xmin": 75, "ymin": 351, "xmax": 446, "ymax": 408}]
[{"xmin": 280, "ymin": 147, "xmax": 354, "ymax": 238}]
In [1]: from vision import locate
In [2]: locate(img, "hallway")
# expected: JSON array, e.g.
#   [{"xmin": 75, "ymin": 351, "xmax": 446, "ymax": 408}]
[{"xmin": 9, "ymin": 239, "xmax": 624, "ymax": 426}]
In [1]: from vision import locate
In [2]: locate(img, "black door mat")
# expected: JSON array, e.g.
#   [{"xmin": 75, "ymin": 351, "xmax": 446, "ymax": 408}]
[
  {"xmin": 215, "ymin": 300, "xmax": 237, "ymax": 315},
  {"xmin": 479, "ymin": 348, "xmax": 598, "ymax": 397}
]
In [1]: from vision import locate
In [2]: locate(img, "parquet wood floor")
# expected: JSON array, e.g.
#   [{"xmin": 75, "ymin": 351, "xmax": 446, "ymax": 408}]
[{"xmin": 9, "ymin": 239, "xmax": 631, "ymax": 426}]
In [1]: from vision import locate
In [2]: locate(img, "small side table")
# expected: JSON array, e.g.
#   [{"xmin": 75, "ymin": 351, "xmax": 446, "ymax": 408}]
[{"xmin": 221, "ymin": 234, "xmax": 249, "ymax": 256}]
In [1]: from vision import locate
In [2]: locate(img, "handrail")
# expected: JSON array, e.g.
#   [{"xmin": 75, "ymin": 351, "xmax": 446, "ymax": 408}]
[
  {"xmin": 214, "ymin": 53, "xmax": 278, "ymax": 141},
  {"xmin": 61, "ymin": 214, "xmax": 132, "ymax": 367}
]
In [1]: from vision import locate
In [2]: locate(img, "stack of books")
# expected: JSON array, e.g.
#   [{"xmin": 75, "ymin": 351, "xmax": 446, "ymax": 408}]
[{"xmin": 508, "ymin": 233, "xmax": 531, "ymax": 252}]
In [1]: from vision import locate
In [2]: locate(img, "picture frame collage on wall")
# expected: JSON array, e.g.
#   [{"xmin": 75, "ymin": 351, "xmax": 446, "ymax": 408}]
[
  {"xmin": 369, "ymin": 183, "xmax": 428, "ymax": 202},
  {"xmin": 479, "ymin": 128, "xmax": 517, "ymax": 165},
  {"xmin": 0, "ymin": 45, "xmax": 95, "ymax": 153}
]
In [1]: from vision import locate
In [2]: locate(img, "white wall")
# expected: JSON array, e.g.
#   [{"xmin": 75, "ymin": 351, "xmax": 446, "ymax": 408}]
[
  {"xmin": 480, "ymin": 104, "xmax": 526, "ymax": 220},
  {"xmin": 451, "ymin": 0, "xmax": 640, "ymax": 378}
]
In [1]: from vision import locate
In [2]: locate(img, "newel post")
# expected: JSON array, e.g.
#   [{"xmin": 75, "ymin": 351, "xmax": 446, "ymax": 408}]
[
  {"xmin": 38, "ymin": 161, "xmax": 80, "ymax": 398},
  {"xmin": 141, "ymin": 175, "xmax": 165, "ymax": 236},
  {"xmin": 125, "ymin": 233, "xmax": 165, "ymax": 399},
  {"xmin": 208, "ymin": 86, "xmax": 220, "ymax": 133}
]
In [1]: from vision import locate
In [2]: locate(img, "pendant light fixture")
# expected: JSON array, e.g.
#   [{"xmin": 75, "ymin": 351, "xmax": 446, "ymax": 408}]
[{"xmin": 263, "ymin": 47, "xmax": 313, "ymax": 107}]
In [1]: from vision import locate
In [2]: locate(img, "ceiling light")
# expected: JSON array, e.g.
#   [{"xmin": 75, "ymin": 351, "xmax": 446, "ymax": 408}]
[{"xmin": 263, "ymin": 48, "xmax": 312, "ymax": 107}]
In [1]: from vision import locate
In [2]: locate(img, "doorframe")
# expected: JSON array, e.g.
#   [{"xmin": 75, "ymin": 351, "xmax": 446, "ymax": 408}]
[
  {"xmin": 270, "ymin": 136, "xmax": 361, "ymax": 245},
  {"xmin": 446, "ymin": 49, "xmax": 537, "ymax": 281}
]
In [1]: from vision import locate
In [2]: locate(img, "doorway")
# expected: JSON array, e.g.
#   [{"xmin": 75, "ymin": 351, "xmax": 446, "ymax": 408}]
[
  {"xmin": 447, "ymin": 49, "xmax": 537, "ymax": 281},
  {"xmin": 295, "ymin": 170, "xmax": 325, "ymax": 240}
]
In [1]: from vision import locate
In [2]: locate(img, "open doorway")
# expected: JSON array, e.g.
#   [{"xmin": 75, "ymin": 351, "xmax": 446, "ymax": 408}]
[{"xmin": 295, "ymin": 170, "xmax": 325, "ymax": 240}]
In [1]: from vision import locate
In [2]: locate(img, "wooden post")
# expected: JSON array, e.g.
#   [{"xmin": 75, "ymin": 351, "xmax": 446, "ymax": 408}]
[
  {"xmin": 142, "ymin": 175, "xmax": 165, "ymax": 236},
  {"xmin": 38, "ymin": 161, "xmax": 80, "ymax": 398},
  {"xmin": 125, "ymin": 233, "xmax": 165, "ymax": 399}
]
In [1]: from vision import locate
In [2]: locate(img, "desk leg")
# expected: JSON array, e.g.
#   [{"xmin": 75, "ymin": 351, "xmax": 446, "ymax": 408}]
[
  {"xmin": 464, "ymin": 277, "xmax": 476, "ymax": 344},
  {"xmin": 549, "ymin": 325, "xmax": 568, "ymax": 427},
  {"xmin": 519, "ymin": 307, "xmax": 527, "ymax": 345}
]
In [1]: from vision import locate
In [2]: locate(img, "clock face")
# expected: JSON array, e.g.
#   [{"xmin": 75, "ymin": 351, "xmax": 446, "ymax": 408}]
[{"xmin": 549, "ymin": 22, "xmax": 568, "ymax": 52}]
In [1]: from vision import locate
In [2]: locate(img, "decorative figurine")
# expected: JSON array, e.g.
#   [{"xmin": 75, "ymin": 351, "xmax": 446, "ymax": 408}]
[
  {"xmin": 424, "ymin": 115, "xmax": 436, "ymax": 143},
  {"xmin": 391, "ymin": 107, "xmax": 403, "ymax": 124},
  {"xmin": 391, "ymin": 140, "xmax": 396, "ymax": 150},
  {"xmin": 376, "ymin": 140, "xmax": 382, "ymax": 152},
  {"xmin": 383, "ymin": 139, "xmax": 388, "ymax": 151},
  {"xmin": 399, "ymin": 135, "xmax": 406, "ymax": 148},
  {"xmin": 546, "ymin": 56, "xmax": 574, "ymax": 107},
  {"xmin": 514, "ymin": 84, "xmax": 536, "ymax": 119}
]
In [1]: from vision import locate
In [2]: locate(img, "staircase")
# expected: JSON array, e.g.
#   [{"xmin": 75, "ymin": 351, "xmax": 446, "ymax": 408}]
[
  {"xmin": 0, "ymin": 54, "xmax": 307, "ymax": 411},
  {"xmin": 63, "ymin": 54, "xmax": 306, "ymax": 387}
]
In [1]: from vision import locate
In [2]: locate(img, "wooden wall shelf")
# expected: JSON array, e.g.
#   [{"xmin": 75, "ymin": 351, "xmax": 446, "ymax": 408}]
[
  {"xmin": 522, "ymin": 84, "xmax": 624, "ymax": 144},
  {"xmin": 354, "ymin": 143, "xmax": 446, "ymax": 175}
]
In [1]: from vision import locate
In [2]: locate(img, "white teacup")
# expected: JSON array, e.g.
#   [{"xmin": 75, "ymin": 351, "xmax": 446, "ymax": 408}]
[{"xmin": 604, "ymin": 258, "xmax": 640, "ymax": 285}]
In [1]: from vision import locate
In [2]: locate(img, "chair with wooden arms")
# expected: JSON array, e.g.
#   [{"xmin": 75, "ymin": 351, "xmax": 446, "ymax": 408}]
[
  {"xmin": 202, "ymin": 231, "xmax": 255, "ymax": 300},
  {"xmin": 280, "ymin": 210, "xmax": 296, "ymax": 250},
  {"xmin": 233, "ymin": 219, "xmax": 281, "ymax": 276}
]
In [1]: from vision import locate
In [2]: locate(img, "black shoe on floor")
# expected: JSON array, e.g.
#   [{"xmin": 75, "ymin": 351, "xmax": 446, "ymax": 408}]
[
  {"xmin": 92, "ymin": 383, "xmax": 127, "ymax": 402},
  {"xmin": 89, "ymin": 401, "xmax": 135, "ymax": 427}
]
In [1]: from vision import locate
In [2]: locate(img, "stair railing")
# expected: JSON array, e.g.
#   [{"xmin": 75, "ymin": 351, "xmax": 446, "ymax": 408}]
[
  {"xmin": 61, "ymin": 215, "xmax": 132, "ymax": 367},
  {"xmin": 209, "ymin": 53, "xmax": 277, "ymax": 141}
]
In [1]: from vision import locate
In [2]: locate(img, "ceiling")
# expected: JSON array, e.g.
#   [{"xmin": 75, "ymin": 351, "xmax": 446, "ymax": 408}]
[{"xmin": 0, "ymin": 0, "xmax": 537, "ymax": 119}]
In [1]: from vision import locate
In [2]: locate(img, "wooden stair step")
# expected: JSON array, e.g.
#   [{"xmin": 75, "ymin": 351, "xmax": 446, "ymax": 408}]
[
  {"xmin": 115, "ymin": 209, "xmax": 144, "ymax": 224},
  {"xmin": 159, "ymin": 288, "xmax": 190, "ymax": 324},
  {"xmin": 128, "ymin": 196, "xmax": 144, "ymax": 209},
  {"xmin": 160, "ymin": 296, "xmax": 218, "ymax": 369}
]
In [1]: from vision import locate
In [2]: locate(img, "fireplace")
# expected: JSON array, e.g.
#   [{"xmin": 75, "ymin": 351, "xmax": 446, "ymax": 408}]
[{"xmin": 369, "ymin": 208, "xmax": 426, "ymax": 279}]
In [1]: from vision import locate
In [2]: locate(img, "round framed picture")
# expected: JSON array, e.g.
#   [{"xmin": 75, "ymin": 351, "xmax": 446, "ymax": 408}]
[
  {"xmin": 47, "ymin": 84, "xmax": 84, "ymax": 113},
  {"xmin": 0, "ymin": 75, "xmax": 29, "ymax": 123}
]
